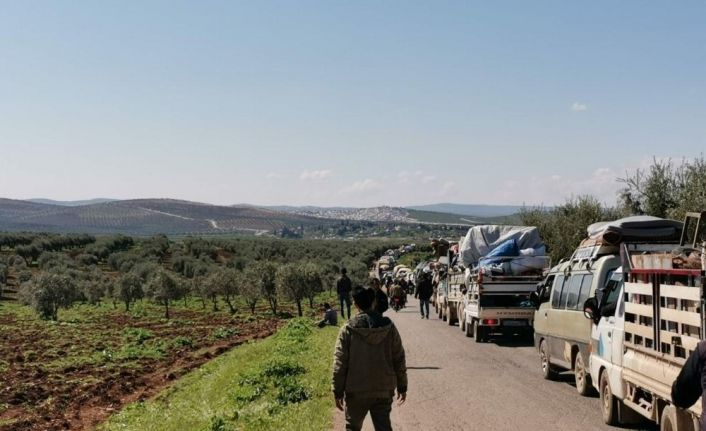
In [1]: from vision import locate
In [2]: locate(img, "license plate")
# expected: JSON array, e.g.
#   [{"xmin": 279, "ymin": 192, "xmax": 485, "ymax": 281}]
[{"xmin": 503, "ymin": 320, "xmax": 526, "ymax": 327}]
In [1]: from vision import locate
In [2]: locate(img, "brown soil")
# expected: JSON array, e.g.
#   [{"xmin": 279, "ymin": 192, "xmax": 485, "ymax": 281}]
[{"xmin": 0, "ymin": 306, "xmax": 285, "ymax": 431}]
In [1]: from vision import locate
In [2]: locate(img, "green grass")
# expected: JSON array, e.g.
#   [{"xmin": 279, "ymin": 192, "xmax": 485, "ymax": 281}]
[{"xmin": 100, "ymin": 318, "xmax": 340, "ymax": 431}]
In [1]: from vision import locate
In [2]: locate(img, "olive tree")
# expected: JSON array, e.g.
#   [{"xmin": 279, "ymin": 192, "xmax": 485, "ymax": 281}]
[
  {"xmin": 210, "ymin": 268, "xmax": 240, "ymax": 314},
  {"xmin": 276, "ymin": 263, "xmax": 308, "ymax": 317},
  {"xmin": 21, "ymin": 272, "xmax": 78, "ymax": 320},
  {"xmin": 145, "ymin": 269, "xmax": 179, "ymax": 319},
  {"xmin": 118, "ymin": 272, "xmax": 144, "ymax": 311},
  {"xmin": 242, "ymin": 266, "xmax": 263, "ymax": 314},
  {"xmin": 251, "ymin": 261, "xmax": 279, "ymax": 314}
]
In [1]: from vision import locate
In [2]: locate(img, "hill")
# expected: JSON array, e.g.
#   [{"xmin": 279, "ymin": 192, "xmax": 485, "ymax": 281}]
[
  {"xmin": 0, "ymin": 198, "xmax": 331, "ymax": 235},
  {"xmin": 406, "ymin": 203, "xmax": 524, "ymax": 217},
  {"xmin": 28, "ymin": 198, "xmax": 118, "ymax": 206}
]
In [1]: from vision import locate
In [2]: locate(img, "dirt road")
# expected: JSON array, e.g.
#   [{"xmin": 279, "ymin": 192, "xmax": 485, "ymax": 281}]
[{"xmin": 333, "ymin": 298, "xmax": 655, "ymax": 431}]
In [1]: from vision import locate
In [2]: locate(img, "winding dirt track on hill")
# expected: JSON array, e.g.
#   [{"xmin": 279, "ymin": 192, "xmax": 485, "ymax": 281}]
[{"xmin": 333, "ymin": 298, "xmax": 655, "ymax": 431}]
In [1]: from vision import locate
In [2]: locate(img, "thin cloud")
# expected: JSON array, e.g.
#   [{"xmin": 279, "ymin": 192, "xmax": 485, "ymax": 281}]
[
  {"xmin": 265, "ymin": 172, "xmax": 283, "ymax": 180},
  {"xmin": 571, "ymin": 102, "xmax": 588, "ymax": 112},
  {"xmin": 421, "ymin": 175, "xmax": 437, "ymax": 184},
  {"xmin": 300, "ymin": 169, "xmax": 332, "ymax": 180},
  {"xmin": 340, "ymin": 179, "xmax": 382, "ymax": 194}
]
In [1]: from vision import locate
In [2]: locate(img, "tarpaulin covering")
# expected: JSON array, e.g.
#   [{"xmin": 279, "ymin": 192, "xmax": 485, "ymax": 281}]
[{"xmin": 459, "ymin": 225, "xmax": 545, "ymax": 268}]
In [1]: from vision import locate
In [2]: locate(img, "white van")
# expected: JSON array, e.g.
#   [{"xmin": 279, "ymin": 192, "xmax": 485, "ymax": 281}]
[{"xmin": 532, "ymin": 244, "xmax": 620, "ymax": 395}]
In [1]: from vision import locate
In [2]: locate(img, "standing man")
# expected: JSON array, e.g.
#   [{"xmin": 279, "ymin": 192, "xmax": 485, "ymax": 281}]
[
  {"xmin": 415, "ymin": 269, "xmax": 433, "ymax": 319},
  {"xmin": 333, "ymin": 287, "xmax": 407, "ymax": 431},
  {"xmin": 337, "ymin": 268, "xmax": 352, "ymax": 319},
  {"xmin": 372, "ymin": 279, "xmax": 389, "ymax": 314}
]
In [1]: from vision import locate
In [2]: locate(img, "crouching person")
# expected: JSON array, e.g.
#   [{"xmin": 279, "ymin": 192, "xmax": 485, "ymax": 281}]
[
  {"xmin": 318, "ymin": 303, "xmax": 338, "ymax": 328},
  {"xmin": 332, "ymin": 286, "xmax": 407, "ymax": 431}
]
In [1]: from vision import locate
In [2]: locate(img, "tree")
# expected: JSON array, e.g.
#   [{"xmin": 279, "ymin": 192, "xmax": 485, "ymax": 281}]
[
  {"xmin": 300, "ymin": 262, "xmax": 324, "ymax": 309},
  {"xmin": 210, "ymin": 268, "xmax": 241, "ymax": 314},
  {"xmin": 145, "ymin": 269, "xmax": 179, "ymax": 319},
  {"xmin": 520, "ymin": 195, "xmax": 620, "ymax": 264},
  {"xmin": 276, "ymin": 264, "xmax": 308, "ymax": 317},
  {"xmin": 21, "ymin": 272, "xmax": 78, "ymax": 320},
  {"xmin": 118, "ymin": 272, "xmax": 144, "ymax": 311},
  {"xmin": 619, "ymin": 157, "xmax": 680, "ymax": 218},
  {"xmin": 252, "ymin": 261, "xmax": 279, "ymax": 314},
  {"xmin": 242, "ymin": 266, "xmax": 263, "ymax": 314}
]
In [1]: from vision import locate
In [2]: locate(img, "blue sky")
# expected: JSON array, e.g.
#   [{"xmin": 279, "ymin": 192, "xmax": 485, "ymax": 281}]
[{"xmin": 1, "ymin": 1, "xmax": 704, "ymax": 207}]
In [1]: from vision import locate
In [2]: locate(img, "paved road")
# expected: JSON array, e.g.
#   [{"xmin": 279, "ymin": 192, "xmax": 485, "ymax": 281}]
[{"xmin": 333, "ymin": 298, "xmax": 655, "ymax": 431}]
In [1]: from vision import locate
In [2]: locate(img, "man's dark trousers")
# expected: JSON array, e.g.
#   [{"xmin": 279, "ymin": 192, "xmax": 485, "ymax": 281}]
[
  {"xmin": 339, "ymin": 294, "xmax": 351, "ymax": 319},
  {"xmin": 344, "ymin": 396, "xmax": 392, "ymax": 431},
  {"xmin": 419, "ymin": 298, "xmax": 429, "ymax": 318}
]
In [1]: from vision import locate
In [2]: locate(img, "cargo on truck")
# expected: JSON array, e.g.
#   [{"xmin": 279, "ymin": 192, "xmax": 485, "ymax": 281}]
[
  {"xmin": 458, "ymin": 225, "xmax": 549, "ymax": 342},
  {"xmin": 583, "ymin": 212, "xmax": 704, "ymax": 430}
]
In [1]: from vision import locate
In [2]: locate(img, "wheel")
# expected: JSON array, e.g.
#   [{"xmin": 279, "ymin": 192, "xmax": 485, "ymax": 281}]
[
  {"xmin": 539, "ymin": 340, "xmax": 558, "ymax": 380},
  {"xmin": 465, "ymin": 318, "xmax": 474, "ymax": 338},
  {"xmin": 660, "ymin": 405, "xmax": 677, "ymax": 431},
  {"xmin": 446, "ymin": 306, "xmax": 454, "ymax": 326},
  {"xmin": 573, "ymin": 352, "xmax": 593, "ymax": 396},
  {"xmin": 459, "ymin": 312, "xmax": 466, "ymax": 332},
  {"xmin": 600, "ymin": 370, "xmax": 619, "ymax": 426},
  {"xmin": 474, "ymin": 320, "xmax": 483, "ymax": 343}
]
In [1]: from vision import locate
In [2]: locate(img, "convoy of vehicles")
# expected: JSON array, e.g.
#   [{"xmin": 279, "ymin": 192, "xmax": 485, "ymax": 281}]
[{"xmin": 370, "ymin": 215, "xmax": 705, "ymax": 431}]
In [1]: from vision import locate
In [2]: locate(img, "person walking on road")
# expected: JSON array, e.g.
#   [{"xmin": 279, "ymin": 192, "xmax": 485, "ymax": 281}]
[
  {"xmin": 415, "ymin": 269, "xmax": 433, "ymax": 319},
  {"xmin": 337, "ymin": 268, "xmax": 353, "ymax": 319},
  {"xmin": 332, "ymin": 286, "xmax": 407, "ymax": 431},
  {"xmin": 372, "ymin": 278, "xmax": 389, "ymax": 314}
]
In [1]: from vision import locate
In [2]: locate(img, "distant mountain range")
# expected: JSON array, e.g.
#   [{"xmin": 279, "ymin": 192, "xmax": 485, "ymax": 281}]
[
  {"xmin": 0, "ymin": 198, "xmax": 328, "ymax": 235},
  {"xmin": 406, "ymin": 203, "xmax": 524, "ymax": 218},
  {"xmin": 0, "ymin": 198, "xmax": 524, "ymax": 235},
  {"xmin": 28, "ymin": 198, "xmax": 118, "ymax": 207}
]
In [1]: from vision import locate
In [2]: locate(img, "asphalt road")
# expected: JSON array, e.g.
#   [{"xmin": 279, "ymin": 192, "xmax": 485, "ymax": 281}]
[{"xmin": 333, "ymin": 298, "xmax": 655, "ymax": 431}]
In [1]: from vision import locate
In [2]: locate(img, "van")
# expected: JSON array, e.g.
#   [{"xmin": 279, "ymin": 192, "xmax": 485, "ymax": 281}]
[{"xmin": 532, "ymin": 244, "xmax": 620, "ymax": 395}]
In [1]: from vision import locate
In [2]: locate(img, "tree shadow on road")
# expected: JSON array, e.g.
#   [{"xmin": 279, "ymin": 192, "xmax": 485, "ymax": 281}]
[{"xmin": 407, "ymin": 366, "xmax": 440, "ymax": 370}]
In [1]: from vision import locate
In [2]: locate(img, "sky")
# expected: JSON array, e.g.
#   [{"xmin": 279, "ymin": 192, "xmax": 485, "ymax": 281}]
[{"xmin": 1, "ymin": 1, "xmax": 705, "ymax": 208}]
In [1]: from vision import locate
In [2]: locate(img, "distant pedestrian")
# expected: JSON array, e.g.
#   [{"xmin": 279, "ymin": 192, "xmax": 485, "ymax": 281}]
[
  {"xmin": 415, "ymin": 270, "xmax": 433, "ymax": 319},
  {"xmin": 372, "ymin": 279, "xmax": 389, "ymax": 314},
  {"xmin": 318, "ymin": 303, "xmax": 338, "ymax": 328},
  {"xmin": 332, "ymin": 286, "xmax": 407, "ymax": 431},
  {"xmin": 337, "ymin": 268, "xmax": 353, "ymax": 319}
]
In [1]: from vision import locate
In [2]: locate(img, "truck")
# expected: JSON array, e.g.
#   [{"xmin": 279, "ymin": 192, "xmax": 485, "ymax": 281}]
[
  {"xmin": 461, "ymin": 256, "xmax": 549, "ymax": 342},
  {"xmin": 456, "ymin": 225, "xmax": 550, "ymax": 343},
  {"xmin": 582, "ymin": 213, "xmax": 702, "ymax": 430},
  {"xmin": 438, "ymin": 265, "xmax": 465, "ymax": 326}
]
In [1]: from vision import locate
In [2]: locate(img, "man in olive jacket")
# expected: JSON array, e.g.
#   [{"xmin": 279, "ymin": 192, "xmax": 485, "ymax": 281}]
[{"xmin": 332, "ymin": 286, "xmax": 407, "ymax": 431}]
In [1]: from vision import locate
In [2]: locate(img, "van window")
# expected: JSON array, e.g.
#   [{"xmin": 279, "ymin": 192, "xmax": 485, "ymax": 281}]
[
  {"xmin": 565, "ymin": 275, "xmax": 583, "ymax": 309},
  {"xmin": 551, "ymin": 275, "xmax": 566, "ymax": 308},
  {"xmin": 577, "ymin": 274, "xmax": 594, "ymax": 309}
]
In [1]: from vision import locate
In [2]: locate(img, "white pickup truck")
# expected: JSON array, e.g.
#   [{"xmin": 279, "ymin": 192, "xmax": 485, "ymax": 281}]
[
  {"xmin": 460, "ymin": 257, "xmax": 548, "ymax": 342},
  {"xmin": 584, "ymin": 212, "xmax": 704, "ymax": 430}
]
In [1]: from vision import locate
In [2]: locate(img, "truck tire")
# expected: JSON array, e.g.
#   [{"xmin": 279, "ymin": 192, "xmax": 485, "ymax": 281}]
[
  {"xmin": 573, "ymin": 353, "xmax": 593, "ymax": 396},
  {"xmin": 474, "ymin": 320, "xmax": 483, "ymax": 343},
  {"xmin": 600, "ymin": 370, "xmax": 619, "ymax": 426},
  {"xmin": 465, "ymin": 318, "xmax": 473, "ymax": 337},
  {"xmin": 539, "ymin": 340, "xmax": 558, "ymax": 380},
  {"xmin": 446, "ymin": 305, "xmax": 454, "ymax": 326}
]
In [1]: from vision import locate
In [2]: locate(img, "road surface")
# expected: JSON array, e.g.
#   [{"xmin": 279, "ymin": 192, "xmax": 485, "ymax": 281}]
[{"xmin": 333, "ymin": 298, "xmax": 655, "ymax": 431}]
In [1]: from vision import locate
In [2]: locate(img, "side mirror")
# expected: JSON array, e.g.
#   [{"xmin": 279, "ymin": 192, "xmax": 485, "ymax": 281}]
[{"xmin": 583, "ymin": 297, "xmax": 599, "ymax": 324}]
